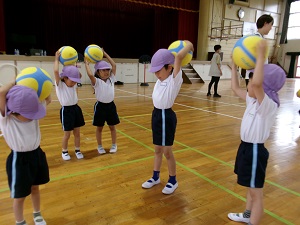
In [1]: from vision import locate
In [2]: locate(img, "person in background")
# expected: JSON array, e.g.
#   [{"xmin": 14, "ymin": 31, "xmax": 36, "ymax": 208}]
[
  {"xmin": 245, "ymin": 14, "xmax": 274, "ymax": 87},
  {"xmin": 207, "ymin": 45, "xmax": 222, "ymax": 97}
]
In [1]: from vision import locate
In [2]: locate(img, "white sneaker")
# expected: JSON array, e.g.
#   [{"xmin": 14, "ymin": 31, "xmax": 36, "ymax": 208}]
[
  {"xmin": 228, "ymin": 213, "xmax": 250, "ymax": 223},
  {"xmin": 97, "ymin": 147, "xmax": 106, "ymax": 154},
  {"xmin": 109, "ymin": 145, "xmax": 117, "ymax": 153},
  {"xmin": 142, "ymin": 178, "xmax": 160, "ymax": 188},
  {"xmin": 62, "ymin": 152, "xmax": 71, "ymax": 161},
  {"xmin": 75, "ymin": 151, "xmax": 84, "ymax": 159},
  {"xmin": 162, "ymin": 182, "xmax": 178, "ymax": 194},
  {"xmin": 34, "ymin": 215, "xmax": 47, "ymax": 225}
]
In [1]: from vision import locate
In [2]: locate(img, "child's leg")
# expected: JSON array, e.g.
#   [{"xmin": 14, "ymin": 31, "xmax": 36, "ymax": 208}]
[
  {"xmin": 162, "ymin": 146, "xmax": 178, "ymax": 194},
  {"xmin": 62, "ymin": 131, "xmax": 71, "ymax": 150},
  {"xmin": 62, "ymin": 131, "xmax": 71, "ymax": 160},
  {"xmin": 154, "ymin": 145, "xmax": 164, "ymax": 171},
  {"xmin": 142, "ymin": 145, "xmax": 163, "ymax": 189},
  {"xmin": 163, "ymin": 146, "xmax": 176, "ymax": 176},
  {"xmin": 73, "ymin": 127, "xmax": 84, "ymax": 159},
  {"xmin": 31, "ymin": 185, "xmax": 46, "ymax": 225},
  {"xmin": 248, "ymin": 188, "xmax": 264, "ymax": 225},
  {"xmin": 13, "ymin": 197, "xmax": 26, "ymax": 223},
  {"xmin": 109, "ymin": 125, "xmax": 117, "ymax": 145},
  {"xmin": 96, "ymin": 126, "xmax": 106, "ymax": 154},
  {"xmin": 30, "ymin": 186, "xmax": 41, "ymax": 212},
  {"xmin": 109, "ymin": 125, "xmax": 117, "ymax": 153},
  {"xmin": 96, "ymin": 126, "xmax": 104, "ymax": 146},
  {"xmin": 73, "ymin": 127, "xmax": 80, "ymax": 148}
]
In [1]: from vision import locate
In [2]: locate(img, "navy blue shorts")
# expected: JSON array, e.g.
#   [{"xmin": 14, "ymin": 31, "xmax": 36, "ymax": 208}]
[
  {"xmin": 60, "ymin": 104, "xmax": 85, "ymax": 131},
  {"xmin": 152, "ymin": 107, "xmax": 177, "ymax": 146},
  {"xmin": 6, "ymin": 147, "xmax": 50, "ymax": 198},
  {"xmin": 234, "ymin": 141, "xmax": 269, "ymax": 188},
  {"xmin": 93, "ymin": 101, "xmax": 120, "ymax": 126}
]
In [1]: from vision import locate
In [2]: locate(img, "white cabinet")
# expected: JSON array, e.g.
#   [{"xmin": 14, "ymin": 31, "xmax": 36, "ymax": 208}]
[{"xmin": 117, "ymin": 63, "xmax": 138, "ymax": 83}]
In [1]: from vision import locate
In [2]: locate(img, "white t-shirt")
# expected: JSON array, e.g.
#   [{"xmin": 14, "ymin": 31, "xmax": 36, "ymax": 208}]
[
  {"xmin": 240, "ymin": 93, "xmax": 278, "ymax": 143},
  {"xmin": 94, "ymin": 74, "xmax": 116, "ymax": 103},
  {"xmin": 0, "ymin": 108, "xmax": 41, "ymax": 152},
  {"xmin": 152, "ymin": 70, "xmax": 183, "ymax": 109},
  {"xmin": 208, "ymin": 53, "xmax": 222, "ymax": 77},
  {"xmin": 55, "ymin": 81, "xmax": 78, "ymax": 106}
]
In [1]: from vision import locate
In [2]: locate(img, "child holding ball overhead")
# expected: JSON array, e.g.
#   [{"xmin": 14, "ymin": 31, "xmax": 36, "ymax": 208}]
[
  {"xmin": 228, "ymin": 40, "xmax": 285, "ymax": 225},
  {"xmin": 0, "ymin": 83, "xmax": 50, "ymax": 225},
  {"xmin": 54, "ymin": 50, "xmax": 85, "ymax": 161},
  {"xmin": 84, "ymin": 48, "xmax": 120, "ymax": 154},
  {"xmin": 142, "ymin": 40, "xmax": 194, "ymax": 195}
]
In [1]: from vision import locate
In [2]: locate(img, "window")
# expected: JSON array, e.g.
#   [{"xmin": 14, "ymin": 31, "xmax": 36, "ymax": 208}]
[{"xmin": 287, "ymin": 1, "xmax": 300, "ymax": 40}]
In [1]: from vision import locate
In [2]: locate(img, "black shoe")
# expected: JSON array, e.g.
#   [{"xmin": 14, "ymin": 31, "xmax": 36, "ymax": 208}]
[
  {"xmin": 213, "ymin": 94, "xmax": 221, "ymax": 97},
  {"xmin": 207, "ymin": 93, "xmax": 211, "ymax": 96}
]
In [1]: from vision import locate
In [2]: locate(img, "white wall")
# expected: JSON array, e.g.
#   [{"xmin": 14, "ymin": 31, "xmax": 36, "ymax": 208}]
[{"xmin": 277, "ymin": 39, "xmax": 300, "ymax": 73}]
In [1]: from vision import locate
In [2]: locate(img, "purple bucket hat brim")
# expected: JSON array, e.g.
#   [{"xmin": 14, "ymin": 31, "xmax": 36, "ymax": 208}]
[
  {"xmin": 149, "ymin": 49, "xmax": 175, "ymax": 73},
  {"xmin": 7, "ymin": 85, "xmax": 46, "ymax": 120},
  {"xmin": 60, "ymin": 65, "xmax": 81, "ymax": 83},
  {"xmin": 94, "ymin": 61, "xmax": 111, "ymax": 70}
]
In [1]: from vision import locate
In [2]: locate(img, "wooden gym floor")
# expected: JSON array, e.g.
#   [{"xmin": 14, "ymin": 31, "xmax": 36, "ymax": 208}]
[{"xmin": 0, "ymin": 78, "xmax": 300, "ymax": 225}]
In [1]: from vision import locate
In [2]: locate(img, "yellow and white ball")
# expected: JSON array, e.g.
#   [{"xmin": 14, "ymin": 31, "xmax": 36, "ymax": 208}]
[
  {"xmin": 232, "ymin": 35, "xmax": 269, "ymax": 70},
  {"xmin": 168, "ymin": 40, "xmax": 193, "ymax": 66},
  {"xmin": 16, "ymin": 67, "xmax": 53, "ymax": 100},
  {"xmin": 84, "ymin": 44, "xmax": 103, "ymax": 63},
  {"xmin": 59, "ymin": 46, "xmax": 78, "ymax": 65}
]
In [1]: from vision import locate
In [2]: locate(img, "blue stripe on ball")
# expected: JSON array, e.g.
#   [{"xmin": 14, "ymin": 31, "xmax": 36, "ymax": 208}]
[
  {"xmin": 16, "ymin": 68, "xmax": 52, "ymax": 97},
  {"xmin": 240, "ymin": 43, "xmax": 256, "ymax": 63},
  {"xmin": 169, "ymin": 40, "xmax": 185, "ymax": 53},
  {"xmin": 86, "ymin": 52, "xmax": 97, "ymax": 62}
]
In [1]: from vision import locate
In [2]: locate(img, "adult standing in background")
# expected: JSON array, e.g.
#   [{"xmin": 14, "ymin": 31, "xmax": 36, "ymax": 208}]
[
  {"xmin": 207, "ymin": 45, "xmax": 222, "ymax": 97},
  {"xmin": 245, "ymin": 14, "xmax": 274, "ymax": 87}
]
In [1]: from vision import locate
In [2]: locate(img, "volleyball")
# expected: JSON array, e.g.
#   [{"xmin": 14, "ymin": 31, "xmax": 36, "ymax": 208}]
[
  {"xmin": 59, "ymin": 46, "xmax": 78, "ymax": 66},
  {"xmin": 168, "ymin": 40, "xmax": 193, "ymax": 66},
  {"xmin": 16, "ymin": 67, "xmax": 53, "ymax": 100},
  {"xmin": 84, "ymin": 44, "xmax": 103, "ymax": 63},
  {"xmin": 297, "ymin": 89, "xmax": 300, "ymax": 98},
  {"xmin": 232, "ymin": 35, "xmax": 269, "ymax": 70}
]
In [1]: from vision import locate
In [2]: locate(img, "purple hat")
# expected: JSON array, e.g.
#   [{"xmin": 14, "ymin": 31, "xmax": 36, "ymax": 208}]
[
  {"xmin": 149, "ymin": 49, "xmax": 175, "ymax": 73},
  {"xmin": 60, "ymin": 65, "xmax": 81, "ymax": 83},
  {"xmin": 250, "ymin": 64, "xmax": 286, "ymax": 106},
  {"xmin": 94, "ymin": 61, "xmax": 111, "ymax": 70},
  {"xmin": 6, "ymin": 85, "xmax": 46, "ymax": 120}
]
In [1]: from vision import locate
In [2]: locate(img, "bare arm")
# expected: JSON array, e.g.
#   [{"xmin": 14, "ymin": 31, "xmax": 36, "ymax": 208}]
[
  {"xmin": 252, "ymin": 39, "xmax": 267, "ymax": 104},
  {"xmin": 84, "ymin": 58, "xmax": 96, "ymax": 85},
  {"xmin": 216, "ymin": 54, "xmax": 223, "ymax": 76},
  {"xmin": 103, "ymin": 49, "xmax": 116, "ymax": 76},
  {"xmin": 173, "ymin": 40, "xmax": 194, "ymax": 78},
  {"xmin": 231, "ymin": 61, "xmax": 247, "ymax": 100},
  {"xmin": 0, "ymin": 82, "xmax": 15, "ymax": 116},
  {"xmin": 54, "ymin": 51, "xmax": 61, "ymax": 85}
]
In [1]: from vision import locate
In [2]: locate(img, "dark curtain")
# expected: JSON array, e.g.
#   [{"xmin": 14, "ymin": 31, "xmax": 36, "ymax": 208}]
[
  {"xmin": 0, "ymin": 0, "xmax": 5, "ymax": 52},
  {"xmin": 3, "ymin": 0, "xmax": 199, "ymax": 58}
]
